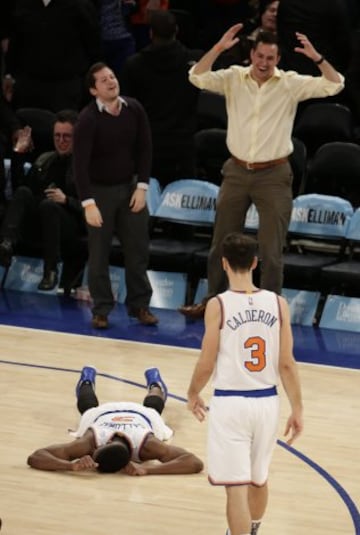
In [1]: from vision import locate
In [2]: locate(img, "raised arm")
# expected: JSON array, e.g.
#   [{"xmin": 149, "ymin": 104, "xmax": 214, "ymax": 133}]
[
  {"xmin": 192, "ymin": 23, "xmax": 243, "ymax": 75},
  {"xmin": 294, "ymin": 32, "xmax": 343, "ymax": 83},
  {"xmin": 278, "ymin": 296, "xmax": 304, "ymax": 445},
  {"xmin": 187, "ymin": 297, "xmax": 220, "ymax": 421},
  {"xmin": 27, "ymin": 434, "xmax": 98, "ymax": 472},
  {"xmin": 129, "ymin": 436, "xmax": 203, "ymax": 476}
]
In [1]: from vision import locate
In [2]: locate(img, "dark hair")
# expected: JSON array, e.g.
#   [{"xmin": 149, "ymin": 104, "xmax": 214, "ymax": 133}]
[
  {"xmin": 93, "ymin": 437, "xmax": 131, "ymax": 473},
  {"xmin": 55, "ymin": 109, "xmax": 78, "ymax": 126},
  {"xmin": 259, "ymin": 0, "xmax": 277, "ymax": 16},
  {"xmin": 253, "ymin": 30, "xmax": 280, "ymax": 53},
  {"xmin": 221, "ymin": 233, "xmax": 259, "ymax": 272},
  {"xmin": 149, "ymin": 10, "xmax": 177, "ymax": 40},
  {"xmin": 85, "ymin": 61, "xmax": 109, "ymax": 90}
]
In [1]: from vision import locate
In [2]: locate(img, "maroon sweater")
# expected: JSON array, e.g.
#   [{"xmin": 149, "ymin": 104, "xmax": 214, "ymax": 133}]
[{"xmin": 73, "ymin": 97, "xmax": 152, "ymax": 201}]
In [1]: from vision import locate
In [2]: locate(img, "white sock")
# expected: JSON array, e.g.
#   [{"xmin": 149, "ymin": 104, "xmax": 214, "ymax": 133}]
[{"xmin": 225, "ymin": 530, "xmax": 250, "ymax": 535}]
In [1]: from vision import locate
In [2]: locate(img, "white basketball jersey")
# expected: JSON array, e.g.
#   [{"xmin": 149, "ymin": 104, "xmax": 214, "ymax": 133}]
[
  {"xmin": 71, "ymin": 402, "xmax": 173, "ymax": 462},
  {"xmin": 213, "ymin": 289, "xmax": 281, "ymax": 390}
]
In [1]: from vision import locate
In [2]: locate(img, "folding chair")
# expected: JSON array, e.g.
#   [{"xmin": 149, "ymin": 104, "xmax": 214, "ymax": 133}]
[{"xmin": 283, "ymin": 194, "xmax": 354, "ymax": 292}]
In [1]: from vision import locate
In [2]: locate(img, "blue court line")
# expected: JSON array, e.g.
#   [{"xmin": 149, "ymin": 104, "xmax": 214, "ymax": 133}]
[
  {"xmin": 278, "ymin": 441, "xmax": 360, "ymax": 535},
  {"xmin": 1, "ymin": 359, "xmax": 359, "ymax": 534}
]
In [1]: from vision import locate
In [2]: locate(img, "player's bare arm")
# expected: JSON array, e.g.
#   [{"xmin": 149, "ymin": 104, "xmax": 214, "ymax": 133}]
[
  {"xmin": 138, "ymin": 436, "xmax": 203, "ymax": 475},
  {"xmin": 27, "ymin": 432, "xmax": 97, "ymax": 471},
  {"xmin": 278, "ymin": 296, "xmax": 304, "ymax": 445},
  {"xmin": 187, "ymin": 297, "xmax": 220, "ymax": 421}
]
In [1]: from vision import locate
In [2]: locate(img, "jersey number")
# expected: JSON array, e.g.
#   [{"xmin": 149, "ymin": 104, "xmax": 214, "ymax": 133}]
[{"xmin": 244, "ymin": 336, "xmax": 266, "ymax": 372}]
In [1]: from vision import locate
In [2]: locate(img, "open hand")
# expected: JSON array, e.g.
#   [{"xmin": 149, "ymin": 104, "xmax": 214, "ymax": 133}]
[
  {"xmin": 294, "ymin": 32, "xmax": 321, "ymax": 62},
  {"xmin": 187, "ymin": 394, "xmax": 208, "ymax": 422},
  {"xmin": 284, "ymin": 411, "xmax": 304, "ymax": 445},
  {"xmin": 216, "ymin": 23, "xmax": 243, "ymax": 52}
]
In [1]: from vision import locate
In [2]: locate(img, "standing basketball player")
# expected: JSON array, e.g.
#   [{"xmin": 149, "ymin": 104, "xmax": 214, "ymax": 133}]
[{"xmin": 187, "ymin": 232, "xmax": 303, "ymax": 535}]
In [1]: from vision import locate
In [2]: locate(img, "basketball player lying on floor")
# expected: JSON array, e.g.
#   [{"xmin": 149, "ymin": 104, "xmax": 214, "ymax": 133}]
[{"xmin": 27, "ymin": 366, "xmax": 203, "ymax": 475}]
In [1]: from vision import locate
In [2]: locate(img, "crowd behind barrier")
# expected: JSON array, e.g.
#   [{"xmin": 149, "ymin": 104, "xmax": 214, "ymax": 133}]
[{"xmin": 0, "ymin": 0, "xmax": 360, "ymax": 307}]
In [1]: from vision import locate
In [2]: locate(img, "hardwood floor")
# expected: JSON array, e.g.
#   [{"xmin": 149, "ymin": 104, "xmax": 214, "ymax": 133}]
[{"xmin": 1, "ymin": 326, "xmax": 359, "ymax": 534}]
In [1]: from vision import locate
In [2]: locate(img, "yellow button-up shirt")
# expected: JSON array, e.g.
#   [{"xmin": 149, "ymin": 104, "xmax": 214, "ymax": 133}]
[{"xmin": 189, "ymin": 65, "xmax": 344, "ymax": 162}]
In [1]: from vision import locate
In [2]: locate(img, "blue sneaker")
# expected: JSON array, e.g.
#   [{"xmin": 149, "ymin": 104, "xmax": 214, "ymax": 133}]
[
  {"xmin": 76, "ymin": 366, "xmax": 96, "ymax": 398},
  {"xmin": 144, "ymin": 367, "xmax": 168, "ymax": 401}
]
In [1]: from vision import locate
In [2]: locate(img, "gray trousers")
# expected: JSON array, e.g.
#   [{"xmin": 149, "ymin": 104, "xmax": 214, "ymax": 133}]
[
  {"xmin": 207, "ymin": 158, "xmax": 293, "ymax": 296},
  {"xmin": 87, "ymin": 183, "xmax": 152, "ymax": 316}
]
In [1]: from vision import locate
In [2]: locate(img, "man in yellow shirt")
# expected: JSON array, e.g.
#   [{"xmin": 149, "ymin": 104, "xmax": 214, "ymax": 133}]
[{"xmin": 179, "ymin": 26, "xmax": 344, "ymax": 319}]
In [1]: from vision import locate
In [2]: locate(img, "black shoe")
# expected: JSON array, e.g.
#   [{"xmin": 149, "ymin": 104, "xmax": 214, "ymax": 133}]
[
  {"xmin": 0, "ymin": 238, "xmax": 13, "ymax": 267},
  {"xmin": 38, "ymin": 270, "xmax": 58, "ymax": 291}
]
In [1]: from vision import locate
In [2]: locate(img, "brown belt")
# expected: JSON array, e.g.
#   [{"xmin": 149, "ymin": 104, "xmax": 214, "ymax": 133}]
[{"xmin": 232, "ymin": 156, "xmax": 288, "ymax": 170}]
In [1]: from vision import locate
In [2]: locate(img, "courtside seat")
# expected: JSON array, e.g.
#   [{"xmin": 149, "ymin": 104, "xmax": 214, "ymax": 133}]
[
  {"xmin": 320, "ymin": 208, "xmax": 360, "ymax": 297},
  {"xmin": 283, "ymin": 194, "xmax": 354, "ymax": 292},
  {"xmin": 305, "ymin": 142, "xmax": 360, "ymax": 208},
  {"xmin": 293, "ymin": 102, "xmax": 354, "ymax": 158},
  {"xmin": 148, "ymin": 179, "xmax": 218, "ymax": 275}
]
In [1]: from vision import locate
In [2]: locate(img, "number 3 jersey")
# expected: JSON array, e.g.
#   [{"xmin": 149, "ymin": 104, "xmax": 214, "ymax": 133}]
[{"xmin": 213, "ymin": 289, "xmax": 281, "ymax": 391}]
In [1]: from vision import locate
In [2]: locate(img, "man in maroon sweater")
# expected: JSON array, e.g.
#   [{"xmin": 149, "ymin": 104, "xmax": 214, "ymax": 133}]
[{"xmin": 73, "ymin": 62, "xmax": 158, "ymax": 328}]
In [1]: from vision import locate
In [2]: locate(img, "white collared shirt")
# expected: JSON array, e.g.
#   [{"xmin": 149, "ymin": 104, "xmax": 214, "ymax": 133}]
[{"xmin": 95, "ymin": 96, "xmax": 128, "ymax": 114}]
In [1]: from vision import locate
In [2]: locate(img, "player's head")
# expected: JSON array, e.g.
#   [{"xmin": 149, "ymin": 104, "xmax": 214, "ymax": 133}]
[
  {"xmin": 221, "ymin": 232, "xmax": 259, "ymax": 272},
  {"xmin": 93, "ymin": 435, "xmax": 131, "ymax": 473}
]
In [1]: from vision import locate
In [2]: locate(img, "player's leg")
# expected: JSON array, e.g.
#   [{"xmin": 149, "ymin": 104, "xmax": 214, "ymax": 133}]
[
  {"xmin": 75, "ymin": 366, "xmax": 98, "ymax": 414},
  {"xmin": 249, "ymin": 396, "xmax": 280, "ymax": 534},
  {"xmin": 226, "ymin": 485, "xmax": 252, "ymax": 535},
  {"xmin": 143, "ymin": 367, "xmax": 168, "ymax": 414},
  {"xmin": 248, "ymin": 484, "xmax": 268, "ymax": 534}
]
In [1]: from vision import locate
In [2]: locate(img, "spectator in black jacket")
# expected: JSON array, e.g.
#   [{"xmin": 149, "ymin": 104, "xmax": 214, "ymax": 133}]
[
  {"xmin": 0, "ymin": 110, "xmax": 85, "ymax": 292},
  {"xmin": 73, "ymin": 62, "xmax": 158, "ymax": 328},
  {"xmin": 4, "ymin": 0, "xmax": 101, "ymax": 112},
  {"xmin": 121, "ymin": 10, "xmax": 203, "ymax": 186}
]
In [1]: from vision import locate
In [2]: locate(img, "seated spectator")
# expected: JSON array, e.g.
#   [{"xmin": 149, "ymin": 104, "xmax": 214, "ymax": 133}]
[
  {"xmin": 248, "ymin": 0, "xmax": 279, "ymax": 41},
  {"xmin": 219, "ymin": 0, "xmax": 279, "ymax": 68},
  {"xmin": 0, "ymin": 110, "xmax": 86, "ymax": 292},
  {"xmin": 4, "ymin": 0, "xmax": 101, "ymax": 112},
  {"xmin": 122, "ymin": 10, "xmax": 203, "ymax": 186}
]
